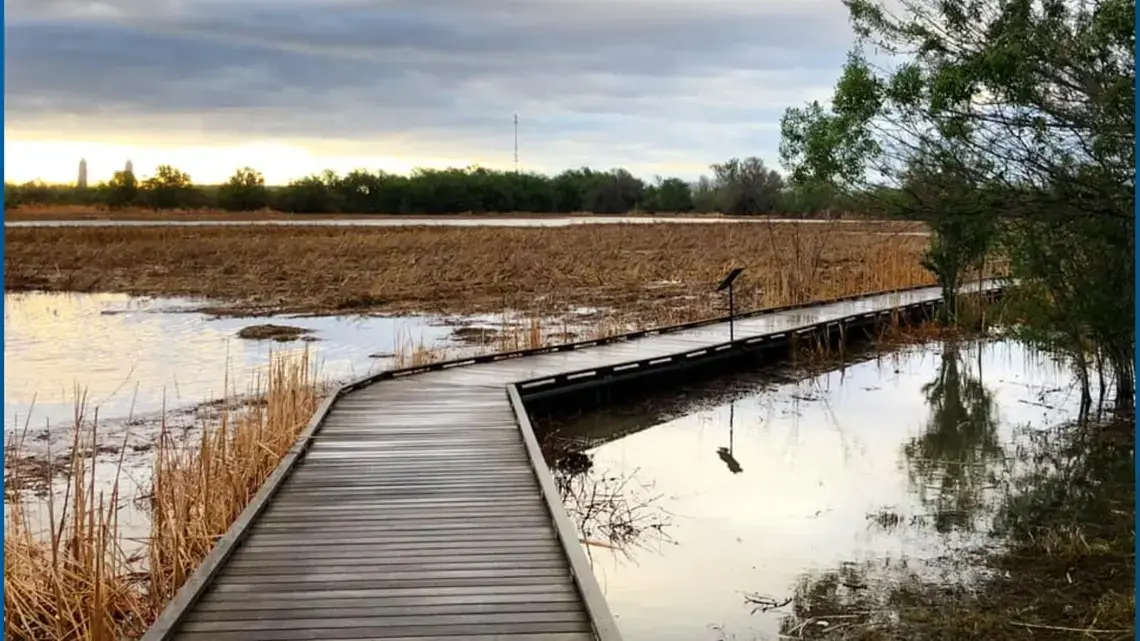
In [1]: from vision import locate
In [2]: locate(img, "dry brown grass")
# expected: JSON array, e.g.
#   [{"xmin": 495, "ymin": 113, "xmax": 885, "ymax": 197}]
[
  {"xmin": 3, "ymin": 352, "xmax": 322, "ymax": 641},
  {"xmin": 5, "ymin": 223, "xmax": 934, "ymax": 320},
  {"xmin": 4, "ymin": 398, "xmax": 149, "ymax": 641}
]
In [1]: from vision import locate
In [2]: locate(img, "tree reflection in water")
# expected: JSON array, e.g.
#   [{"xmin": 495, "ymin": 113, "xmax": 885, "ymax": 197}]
[
  {"xmin": 903, "ymin": 339, "xmax": 1003, "ymax": 533},
  {"xmin": 761, "ymin": 341, "xmax": 1006, "ymax": 638},
  {"xmin": 761, "ymin": 342, "xmax": 1125, "ymax": 640}
]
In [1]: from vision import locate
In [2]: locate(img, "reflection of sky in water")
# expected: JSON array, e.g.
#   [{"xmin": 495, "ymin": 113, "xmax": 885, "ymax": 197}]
[
  {"xmin": 563, "ymin": 339, "xmax": 1082, "ymax": 641},
  {"xmin": 3, "ymin": 291, "xmax": 459, "ymax": 428}
]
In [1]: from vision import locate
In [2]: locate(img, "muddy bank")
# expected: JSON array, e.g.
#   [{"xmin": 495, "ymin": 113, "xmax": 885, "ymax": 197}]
[{"xmin": 236, "ymin": 323, "xmax": 316, "ymax": 342}]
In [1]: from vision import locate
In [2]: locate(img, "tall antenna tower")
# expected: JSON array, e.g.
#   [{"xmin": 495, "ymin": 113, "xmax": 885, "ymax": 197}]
[{"xmin": 513, "ymin": 113, "xmax": 519, "ymax": 174}]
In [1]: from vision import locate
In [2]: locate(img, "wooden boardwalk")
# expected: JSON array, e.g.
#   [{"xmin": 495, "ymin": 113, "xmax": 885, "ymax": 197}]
[{"xmin": 143, "ymin": 283, "xmax": 997, "ymax": 641}]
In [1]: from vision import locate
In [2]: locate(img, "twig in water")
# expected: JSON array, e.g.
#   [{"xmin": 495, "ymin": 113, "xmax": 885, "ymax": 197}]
[{"xmin": 1010, "ymin": 621, "xmax": 1131, "ymax": 634}]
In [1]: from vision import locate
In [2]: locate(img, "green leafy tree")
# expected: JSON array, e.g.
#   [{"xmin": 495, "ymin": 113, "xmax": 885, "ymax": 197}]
[
  {"xmin": 690, "ymin": 176, "xmax": 719, "ymax": 213},
  {"xmin": 777, "ymin": 0, "xmax": 1133, "ymax": 410},
  {"xmin": 710, "ymin": 157, "xmax": 786, "ymax": 215},
  {"xmin": 898, "ymin": 151, "xmax": 999, "ymax": 321},
  {"xmin": 645, "ymin": 177, "xmax": 694, "ymax": 213},
  {"xmin": 103, "ymin": 170, "xmax": 139, "ymax": 209},
  {"xmin": 584, "ymin": 169, "xmax": 645, "ymax": 214},
  {"xmin": 140, "ymin": 165, "xmax": 194, "ymax": 209},
  {"xmin": 4, "ymin": 183, "xmax": 23, "ymax": 209},
  {"xmin": 218, "ymin": 167, "xmax": 269, "ymax": 211},
  {"xmin": 276, "ymin": 173, "xmax": 340, "ymax": 214}
]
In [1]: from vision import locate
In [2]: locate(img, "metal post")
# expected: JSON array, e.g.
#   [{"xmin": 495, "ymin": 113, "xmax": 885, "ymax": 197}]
[
  {"xmin": 728, "ymin": 283, "xmax": 735, "ymax": 342},
  {"xmin": 716, "ymin": 267, "xmax": 745, "ymax": 344}
]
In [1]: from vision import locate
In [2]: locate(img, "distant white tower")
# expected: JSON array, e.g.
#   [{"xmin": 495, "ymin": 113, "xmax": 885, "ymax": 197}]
[
  {"xmin": 77, "ymin": 158, "xmax": 88, "ymax": 188},
  {"xmin": 125, "ymin": 159, "xmax": 134, "ymax": 175}
]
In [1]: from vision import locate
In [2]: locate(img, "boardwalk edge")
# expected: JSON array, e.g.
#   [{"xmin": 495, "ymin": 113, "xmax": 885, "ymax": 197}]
[{"xmin": 508, "ymin": 383, "xmax": 625, "ymax": 641}]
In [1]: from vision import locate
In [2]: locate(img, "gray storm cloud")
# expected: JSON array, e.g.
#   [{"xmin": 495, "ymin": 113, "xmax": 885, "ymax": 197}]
[{"xmin": 5, "ymin": 0, "xmax": 853, "ymax": 170}]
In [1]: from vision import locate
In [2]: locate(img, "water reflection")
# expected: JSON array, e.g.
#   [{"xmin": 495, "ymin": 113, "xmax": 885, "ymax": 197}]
[
  {"xmin": 535, "ymin": 339, "xmax": 1082, "ymax": 641},
  {"xmin": 904, "ymin": 340, "xmax": 1003, "ymax": 533},
  {"xmin": 3, "ymin": 291, "xmax": 458, "ymax": 430},
  {"xmin": 779, "ymin": 420, "xmax": 1134, "ymax": 640},
  {"xmin": 716, "ymin": 402, "xmax": 744, "ymax": 475},
  {"xmin": 543, "ymin": 438, "xmax": 674, "ymax": 560}
]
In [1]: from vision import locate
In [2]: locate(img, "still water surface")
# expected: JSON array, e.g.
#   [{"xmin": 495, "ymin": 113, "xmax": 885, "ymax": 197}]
[
  {"xmin": 541, "ymin": 338, "xmax": 1081, "ymax": 641},
  {"xmin": 3, "ymin": 291, "xmax": 465, "ymax": 430}
]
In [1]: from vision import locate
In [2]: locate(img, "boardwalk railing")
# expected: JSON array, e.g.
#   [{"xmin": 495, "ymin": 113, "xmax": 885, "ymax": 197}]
[
  {"xmin": 141, "ymin": 280, "xmax": 1004, "ymax": 641},
  {"xmin": 341, "ymin": 281, "xmax": 964, "ymax": 388},
  {"xmin": 507, "ymin": 384, "xmax": 624, "ymax": 640}
]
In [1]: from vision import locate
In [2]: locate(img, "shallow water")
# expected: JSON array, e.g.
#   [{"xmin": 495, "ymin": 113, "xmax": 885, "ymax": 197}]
[
  {"xmin": 2, "ymin": 290, "xmax": 495, "ymax": 550},
  {"xmin": 540, "ymin": 338, "xmax": 1083, "ymax": 641},
  {"xmin": 3, "ymin": 291, "xmax": 465, "ymax": 430}
]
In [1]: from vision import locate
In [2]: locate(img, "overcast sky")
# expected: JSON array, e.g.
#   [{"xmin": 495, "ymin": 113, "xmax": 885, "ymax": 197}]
[{"xmin": 4, "ymin": 0, "xmax": 855, "ymax": 184}]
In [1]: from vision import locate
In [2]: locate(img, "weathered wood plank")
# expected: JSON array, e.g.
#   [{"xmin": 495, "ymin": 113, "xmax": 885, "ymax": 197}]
[
  {"xmin": 259, "ymin": 498, "xmax": 544, "ymax": 512},
  {"xmin": 226, "ymin": 551, "xmax": 565, "ymax": 568},
  {"xmin": 195, "ymin": 582, "xmax": 579, "ymax": 604},
  {"xmin": 173, "ymin": 621, "xmax": 592, "ymax": 641},
  {"xmin": 207, "ymin": 575, "xmax": 579, "ymax": 594},
  {"xmin": 180, "ymin": 611, "xmax": 589, "ymax": 633},
  {"xmin": 183, "ymin": 599, "xmax": 585, "ymax": 622},
  {"xmin": 232, "ymin": 543, "xmax": 562, "ymax": 558},
  {"xmin": 245, "ymin": 515, "xmax": 556, "ymax": 531},
  {"xmin": 192, "ymin": 590, "xmax": 580, "ymax": 614},
  {"xmin": 220, "ymin": 554, "xmax": 567, "ymax": 568}
]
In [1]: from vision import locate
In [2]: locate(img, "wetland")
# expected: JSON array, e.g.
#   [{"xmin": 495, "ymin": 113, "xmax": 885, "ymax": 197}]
[{"xmin": 536, "ymin": 336, "xmax": 1132, "ymax": 641}]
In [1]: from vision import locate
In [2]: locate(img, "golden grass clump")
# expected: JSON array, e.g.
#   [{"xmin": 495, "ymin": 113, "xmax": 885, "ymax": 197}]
[
  {"xmin": 3, "ymin": 352, "xmax": 322, "ymax": 641},
  {"xmin": 4, "ymin": 406, "xmax": 148, "ymax": 641},
  {"xmin": 147, "ymin": 352, "xmax": 321, "ymax": 605},
  {"xmin": 5, "ymin": 222, "xmax": 935, "ymax": 320}
]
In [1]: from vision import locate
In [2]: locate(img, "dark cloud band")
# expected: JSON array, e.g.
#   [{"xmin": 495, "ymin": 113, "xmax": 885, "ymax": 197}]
[{"xmin": 5, "ymin": 0, "xmax": 852, "ymax": 171}]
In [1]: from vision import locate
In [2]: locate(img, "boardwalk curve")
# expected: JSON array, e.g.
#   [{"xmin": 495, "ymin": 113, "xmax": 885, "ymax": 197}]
[{"xmin": 142, "ymin": 282, "xmax": 1000, "ymax": 641}]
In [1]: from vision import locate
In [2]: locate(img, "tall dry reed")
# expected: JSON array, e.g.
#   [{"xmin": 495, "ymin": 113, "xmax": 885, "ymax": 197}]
[
  {"xmin": 3, "ymin": 351, "xmax": 322, "ymax": 641},
  {"xmin": 147, "ymin": 351, "xmax": 320, "ymax": 606},
  {"xmin": 4, "ymin": 395, "xmax": 148, "ymax": 641}
]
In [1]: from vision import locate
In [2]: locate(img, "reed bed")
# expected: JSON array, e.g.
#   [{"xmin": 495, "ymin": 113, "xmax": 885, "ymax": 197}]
[
  {"xmin": 6, "ymin": 222, "xmax": 934, "ymax": 319},
  {"xmin": 4, "ymin": 352, "xmax": 322, "ymax": 641}
]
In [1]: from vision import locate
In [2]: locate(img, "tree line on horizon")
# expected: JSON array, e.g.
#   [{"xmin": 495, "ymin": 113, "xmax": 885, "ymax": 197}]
[{"xmin": 4, "ymin": 158, "xmax": 900, "ymax": 217}]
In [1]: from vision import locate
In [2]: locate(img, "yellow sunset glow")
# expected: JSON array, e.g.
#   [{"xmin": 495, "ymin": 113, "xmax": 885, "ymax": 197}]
[{"xmin": 2, "ymin": 138, "xmax": 504, "ymax": 185}]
